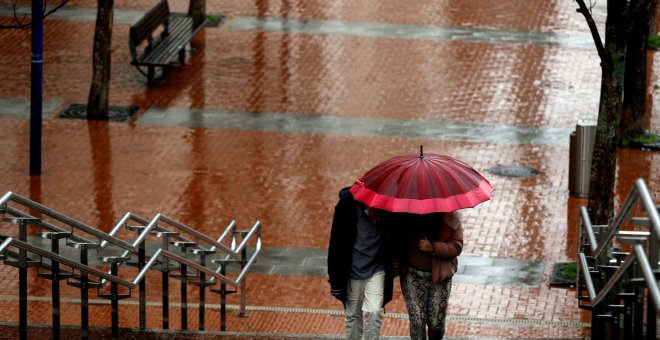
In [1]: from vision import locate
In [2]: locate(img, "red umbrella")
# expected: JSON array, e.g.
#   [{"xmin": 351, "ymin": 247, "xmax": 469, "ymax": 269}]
[{"xmin": 349, "ymin": 149, "xmax": 494, "ymax": 214}]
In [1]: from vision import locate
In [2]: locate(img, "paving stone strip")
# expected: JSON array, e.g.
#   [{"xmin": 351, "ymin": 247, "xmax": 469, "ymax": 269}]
[
  {"xmin": 25, "ymin": 237, "xmax": 545, "ymax": 288},
  {"xmin": 0, "ymin": 3, "xmax": 593, "ymax": 48},
  {"xmin": 0, "ymin": 322, "xmax": 585, "ymax": 340},
  {"xmin": 0, "ymin": 99, "xmax": 573, "ymax": 148}
]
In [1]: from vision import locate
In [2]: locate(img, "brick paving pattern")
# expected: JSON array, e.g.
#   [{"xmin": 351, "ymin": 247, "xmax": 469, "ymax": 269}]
[{"xmin": 1, "ymin": 0, "xmax": 660, "ymax": 338}]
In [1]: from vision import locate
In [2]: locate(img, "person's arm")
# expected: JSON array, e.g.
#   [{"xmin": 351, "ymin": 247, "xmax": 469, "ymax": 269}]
[
  {"xmin": 418, "ymin": 220, "xmax": 464, "ymax": 259},
  {"xmin": 327, "ymin": 193, "xmax": 352, "ymax": 302},
  {"xmin": 429, "ymin": 225, "xmax": 463, "ymax": 258}
]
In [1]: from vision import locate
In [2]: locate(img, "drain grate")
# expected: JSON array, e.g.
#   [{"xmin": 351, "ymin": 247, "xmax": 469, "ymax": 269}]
[
  {"xmin": 486, "ymin": 166, "xmax": 540, "ymax": 178},
  {"xmin": 59, "ymin": 103, "xmax": 138, "ymax": 122}
]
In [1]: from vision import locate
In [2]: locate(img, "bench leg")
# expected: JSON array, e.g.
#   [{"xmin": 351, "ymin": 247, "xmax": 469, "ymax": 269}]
[
  {"xmin": 148, "ymin": 66, "xmax": 155, "ymax": 84},
  {"xmin": 178, "ymin": 48, "xmax": 186, "ymax": 65}
]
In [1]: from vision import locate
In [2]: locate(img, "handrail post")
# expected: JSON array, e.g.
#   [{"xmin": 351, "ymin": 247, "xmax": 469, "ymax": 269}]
[
  {"xmin": 98, "ymin": 256, "xmax": 130, "ymax": 340},
  {"xmin": 239, "ymin": 232, "xmax": 249, "ymax": 318},
  {"xmin": 191, "ymin": 248, "xmax": 216, "ymax": 331},
  {"xmin": 67, "ymin": 242, "xmax": 101, "ymax": 340},
  {"xmin": 3, "ymin": 217, "xmax": 41, "ymax": 340},
  {"xmin": 209, "ymin": 258, "xmax": 238, "ymax": 332},
  {"xmin": 152, "ymin": 230, "xmax": 178, "ymax": 329},
  {"xmin": 220, "ymin": 263, "xmax": 228, "ymax": 331},
  {"xmin": 38, "ymin": 231, "xmax": 73, "ymax": 340},
  {"xmin": 647, "ymin": 230, "xmax": 658, "ymax": 340},
  {"xmin": 125, "ymin": 224, "xmax": 148, "ymax": 330},
  {"xmin": 171, "ymin": 241, "xmax": 197, "ymax": 330}
]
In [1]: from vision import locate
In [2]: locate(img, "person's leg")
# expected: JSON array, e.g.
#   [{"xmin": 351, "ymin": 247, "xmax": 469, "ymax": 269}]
[
  {"xmin": 426, "ymin": 279, "xmax": 452, "ymax": 340},
  {"xmin": 345, "ymin": 278, "xmax": 366, "ymax": 340},
  {"xmin": 362, "ymin": 270, "xmax": 385, "ymax": 339},
  {"xmin": 400, "ymin": 268, "xmax": 429, "ymax": 340}
]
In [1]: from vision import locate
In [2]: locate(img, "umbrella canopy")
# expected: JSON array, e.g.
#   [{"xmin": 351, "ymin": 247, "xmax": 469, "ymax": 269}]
[{"xmin": 349, "ymin": 151, "xmax": 494, "ymax": 214}]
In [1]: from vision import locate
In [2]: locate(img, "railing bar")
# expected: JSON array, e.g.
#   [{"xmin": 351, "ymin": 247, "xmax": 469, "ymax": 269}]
[
  {"xmin": 159, "ymin": 215, "xmax": 237, "ymax": 256},
  {"xmin": 132, "ymin": 248, "xmax": 239, "ymax": 287},
  {"xmin": 0, "ymin": 191, "xmax": 13, "ymax": 207},
  {"xmin": 6, "ymin": 238, "xmax": 134, "ymax": 287},
  {"xmin": 579, "ymin": 252, "xmax": 597, "ymax": 301},
  {"xmin": 634, "ymin": 244, "xmax": 660, "ymax": 311},
  {"xmin": 235, "ymin": 221, "xmax": 261, "ymax": 252},
  {"xmin": 6, "ymin": 207, "xmax": 95, "ymax": 245},
  {"xmin": 0, "ymin": 237, "xmax": 13, "ymax": 253},
  {"xmin": 235, "ymin": 247, "xmax": 261, "ymax": 283},
  {"xmin": 592, "ymin": 251, "xmax": 636, "ymax": 307},
  {"xmin": 637, "ymin": 179, "xmax": 660, "ymax": 241},
  {"xmin": 580, "ymin": 207, "xmax": 599, "ymax": 253},
  {"xmin": 214, "ymin": 220, "xmax": 237, "ymax": 247},
  {"xmin": 594, "ymin": 185, "xmax": 639, "ymax": 257},
  {"xmin": 7, "ymin": 193, "xmax": 136, "ymax": 252}
]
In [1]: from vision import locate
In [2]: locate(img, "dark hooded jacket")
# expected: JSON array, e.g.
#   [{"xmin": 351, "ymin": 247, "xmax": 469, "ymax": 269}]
[{"xmin": 327, "ymin": 187, "xmax": 395, "ymax": 306}]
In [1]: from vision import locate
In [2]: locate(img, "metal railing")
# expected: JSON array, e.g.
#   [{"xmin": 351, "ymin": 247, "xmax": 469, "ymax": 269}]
[
  {"xmin": 577, "ymin": 178, "xmax": 660, "ymax": 340},
  {"xmin": 0, "ymin": 191, "xmax": 262, "ymax": 340}
]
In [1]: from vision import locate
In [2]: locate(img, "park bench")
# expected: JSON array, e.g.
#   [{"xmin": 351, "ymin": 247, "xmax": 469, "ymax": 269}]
[{"xmin": 128, "ymin": 0, "xmax": 206, "ymax": 84}]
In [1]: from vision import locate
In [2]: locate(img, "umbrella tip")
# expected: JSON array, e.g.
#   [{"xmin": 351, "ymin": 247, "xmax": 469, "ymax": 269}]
[{"xmin": 420, "ymin": 145, "xmax": 423, "ymax": 158}]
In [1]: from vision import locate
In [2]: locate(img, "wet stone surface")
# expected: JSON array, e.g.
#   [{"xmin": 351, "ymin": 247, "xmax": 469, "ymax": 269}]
[{"xmin": 486, "ymin": 166, "xmax": 541, "ymax": 178}]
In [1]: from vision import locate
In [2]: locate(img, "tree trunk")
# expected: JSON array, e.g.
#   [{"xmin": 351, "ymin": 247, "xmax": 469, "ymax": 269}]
[
  {"xmin": 188, "ymin": 0, "xmax": 206, "ymax": 29},
  {"xmin": 587, "ymin": 0, "xmax": 627, "ymax": 225},
  {"xmin": 621, "ymin": 0, "xmax": 653, "ymax": 141},
  {"xmin": 87, "ymin": 0, "xmax": 113, "ymax": 119}
]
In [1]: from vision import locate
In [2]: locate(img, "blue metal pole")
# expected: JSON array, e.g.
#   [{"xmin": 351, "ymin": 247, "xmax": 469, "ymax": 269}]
[{"xmin": 30, "ymin": 0, "xmax": 44, "ymax": 175}]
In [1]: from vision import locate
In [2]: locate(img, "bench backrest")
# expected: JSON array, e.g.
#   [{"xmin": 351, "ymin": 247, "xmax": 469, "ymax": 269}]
[{"xmin": 129, "ymin": 0, "xmax": 170, "ymax": 59}]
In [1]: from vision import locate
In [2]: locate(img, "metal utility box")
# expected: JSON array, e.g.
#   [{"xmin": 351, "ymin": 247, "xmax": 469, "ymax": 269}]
[{"xmin": 569, "ymin": 119, "xmax": 597, "ymax": 198}]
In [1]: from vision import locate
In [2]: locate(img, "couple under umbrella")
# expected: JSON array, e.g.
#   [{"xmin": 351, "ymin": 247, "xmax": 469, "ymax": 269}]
[{"xmin": 328, "ymin": 147, "xmax": 493, "ymax": 340}]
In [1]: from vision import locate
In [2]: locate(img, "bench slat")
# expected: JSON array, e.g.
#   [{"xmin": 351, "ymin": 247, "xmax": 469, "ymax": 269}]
[
  {"xmin": 137, "ymin": 18, "xmax": 194, "ymax": 66},
  {"xmin": 128, "ymin": 1, "xmax": 207, "ymax": 83},
  {"xmin": 131, "ymin": 0, "xmax": 169, "ymax": 45}
]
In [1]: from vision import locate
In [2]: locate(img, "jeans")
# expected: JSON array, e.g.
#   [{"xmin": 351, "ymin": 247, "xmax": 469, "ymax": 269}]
[{"xmin": 345, "ymin": 270, "xmax": 385, "ymax": 340}]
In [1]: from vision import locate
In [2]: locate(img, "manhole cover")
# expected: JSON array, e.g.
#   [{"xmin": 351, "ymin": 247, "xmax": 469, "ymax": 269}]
[
  {"xmin": 486, "ymin": 166, "xmax": 540, "ymax": 178},
  {"xmin": 59, "ymin": 103, "xmax": 138, "ymax": 122}
]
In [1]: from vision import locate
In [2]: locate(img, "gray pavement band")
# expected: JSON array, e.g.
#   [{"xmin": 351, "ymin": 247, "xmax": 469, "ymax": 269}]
[
  {"xmin": 26, "ymin": 236, "xmax": 545, "ymax": 288},
  {"xmin": 138, "ymin": 107, "xmax": 573, "ymax": 147},
  {"xmin": 0, "ymin": 3, "xmax": 594, "ymax": 48},
  {"xmin": 0, "ymin": 99, "xmax": 574, "ymax": 147}
]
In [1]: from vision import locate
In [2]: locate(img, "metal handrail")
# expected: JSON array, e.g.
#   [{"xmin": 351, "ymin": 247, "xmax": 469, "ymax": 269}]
[
  {"xmin": 577, "ymin": 178, "xmax": 660, "ymax": 338},
  {"xmin": 591, "ymin": 179, "xmax": 645, "ymax": 257},
  {"xmin": 580, "ymin": 206, "xmax": 599, "ymax": 253},
  {"xmin": 0, "ymin": 192, "xmax": 135, "ymax": 251},
  {"xmin": 0, "ymin": 237, "xmax": 13, "ymax": 253},
  {"xmin": 578, "ymin": 252, "xmax": 597, "ymax": 300},
  {"xmin": 1, "ymin": 191, "xmax": 262, "ymax": 287},
  {"xmin": 6, "ymin": 206, "xmax": 95, "ymax": 245},
  {"xmin": 0, "ymin": 235, "xmax": 260, "ymax": 289},
  {"xmin": 634, "ymin": 244, "xmax": 660, "ymax": 310},
  {"xmin": 638, "ymin": 179, "xmax": 660, "ymax": 240},
  {"xmin": 0, "ymin": 236, "xmax": 133, "ymax": 286},
  {"xmin": 0, "ymin": 191, "xmax": 264, "ymax": 335},
  {"xmin": 98, "ymin": 217, "xmax": 241, "ymax": 286}
]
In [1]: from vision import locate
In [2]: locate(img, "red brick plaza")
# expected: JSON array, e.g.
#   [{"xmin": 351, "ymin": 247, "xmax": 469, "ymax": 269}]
[{"xmin": 1, "ymin": 0, "xmax": 659, "ymax": 338}]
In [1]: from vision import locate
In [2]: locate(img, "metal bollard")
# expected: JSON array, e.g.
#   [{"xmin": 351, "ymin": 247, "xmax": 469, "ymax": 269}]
[{"xmin": 569, "ymin": 119, "xmax": 597, "ymax": 198}]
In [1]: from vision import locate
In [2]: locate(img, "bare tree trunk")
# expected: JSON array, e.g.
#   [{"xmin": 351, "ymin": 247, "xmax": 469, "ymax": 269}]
[
  {"xmin": 87, "ymin": 0, "xmax": 113, "ymax": 119},
  {"xmin": 621, "ymin": 0, "xmax": 653, "ymax": 141},
  {"xmin": 587, "ymin": 0, "xmax": 627, "ymax": 225},
  {"xmin": 576, "ymin": 0, "xmax": 627, "ymax": 225},
  {"xmin": 188, "ymin": 0, "xmax": 206, "ymax": 29}
]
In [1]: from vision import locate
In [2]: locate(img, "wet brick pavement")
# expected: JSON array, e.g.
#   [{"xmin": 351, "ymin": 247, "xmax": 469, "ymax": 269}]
[{"xmin": 1, "ymin": 0, "xmax": 660, "ymax": 338}]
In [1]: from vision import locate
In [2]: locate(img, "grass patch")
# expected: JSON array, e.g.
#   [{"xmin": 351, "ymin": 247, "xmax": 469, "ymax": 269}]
[
  {"xmin": 622, "ymin": 132, "xmax": 660, "ymax": 148},
  {"xmin": 549, "ymin": 262, "xmax": 577, "ymax": 287},
  {"xmin": 649, "ymin": 35, "xmax": 660, "ymax": 50}
]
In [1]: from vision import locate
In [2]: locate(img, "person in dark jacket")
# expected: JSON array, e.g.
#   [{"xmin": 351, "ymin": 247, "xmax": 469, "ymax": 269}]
[{"xmin": 327, "ymin": 186, "xmax": 395, "ymax": 340}]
